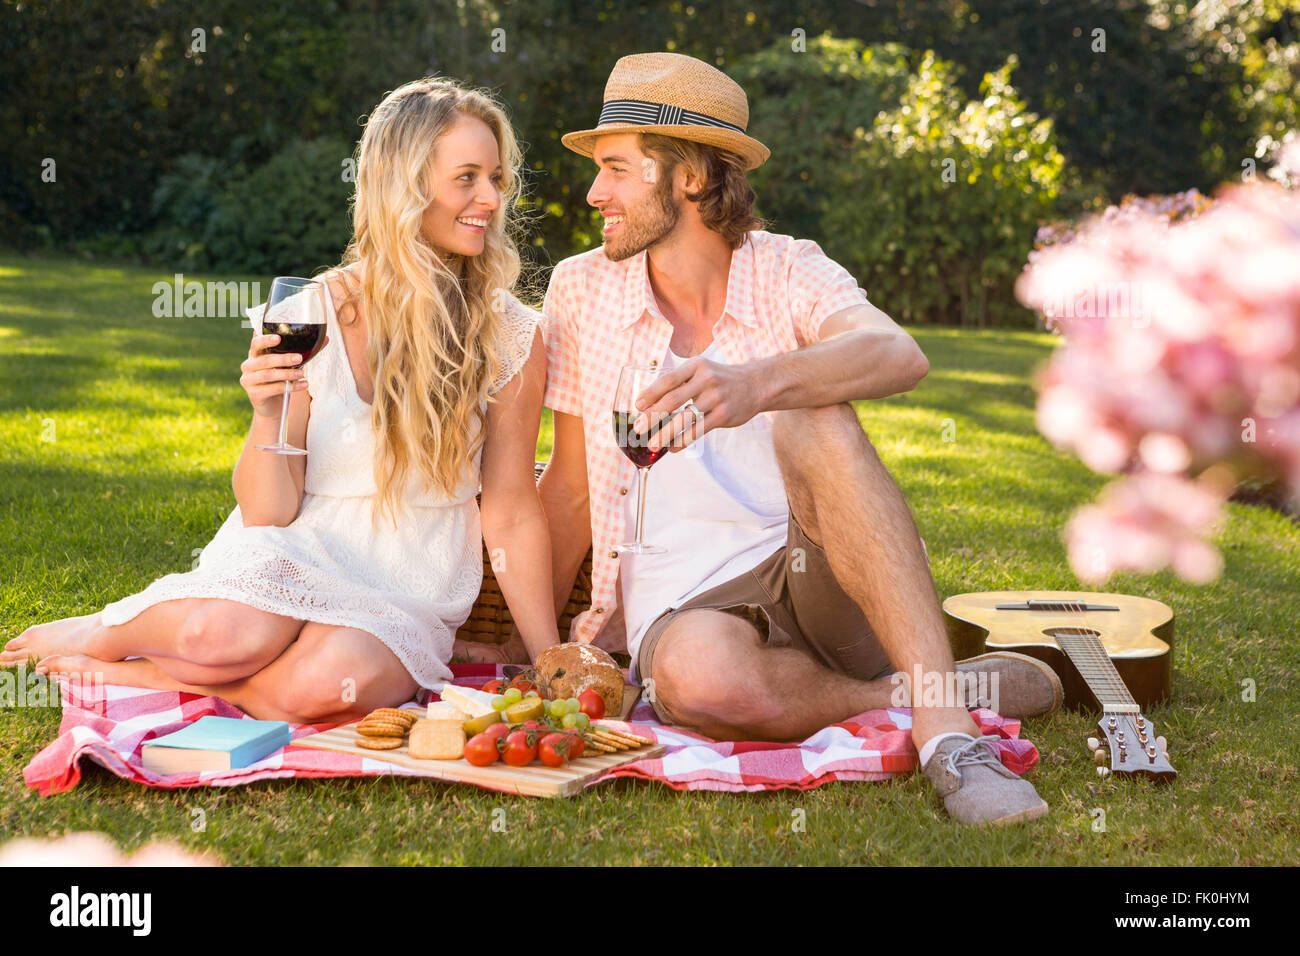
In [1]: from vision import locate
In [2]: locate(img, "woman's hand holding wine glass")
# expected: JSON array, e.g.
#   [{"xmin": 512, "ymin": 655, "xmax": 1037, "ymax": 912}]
[
  {"xmin": 240, "ymin": 331, "xmax": 325, "ymax": 420},
  {"xmin": 243, "ymin": 277, "xmax": 330, "ymax": 455}
]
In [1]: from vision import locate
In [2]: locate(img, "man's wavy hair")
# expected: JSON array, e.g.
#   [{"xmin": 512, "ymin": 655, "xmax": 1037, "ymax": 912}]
[{"xmin": 637, "ymin": 133, "xmax": 768, "ymax": 248}]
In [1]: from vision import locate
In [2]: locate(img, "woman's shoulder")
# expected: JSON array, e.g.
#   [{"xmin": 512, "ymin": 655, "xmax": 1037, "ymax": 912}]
[
  {"xmin": 486, "ymin": 292, "xmax": 542, "ymax": 396},
  {"xmin": 319, "ymin": 264, "xmax": 363, "ymax": 324},
  {"xmin": 497, "ymin": 290, "xmax": 540, "ymax": 323}
]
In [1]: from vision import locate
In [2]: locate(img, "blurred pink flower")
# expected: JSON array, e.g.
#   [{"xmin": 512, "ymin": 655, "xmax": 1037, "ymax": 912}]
[
  {"xmin": 1019, "ymin": 170, "xmax": 1300, "ymax": 584},
  {"xmin": 0, "ymin": 832, "xmax": 220, "ymax": 867}
]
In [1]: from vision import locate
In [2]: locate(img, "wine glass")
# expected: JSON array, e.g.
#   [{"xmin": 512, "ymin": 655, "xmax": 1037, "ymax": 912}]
[
  {"xmin": 255, "ymin": 277, "xmax": 328, "ymax": 455},
  {"xmin": 613, "ymin": 365, "xmax": 676, "ymax": 554}
]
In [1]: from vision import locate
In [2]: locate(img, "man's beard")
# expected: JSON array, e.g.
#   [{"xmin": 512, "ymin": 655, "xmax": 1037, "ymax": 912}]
[{"xmin": 603, "ymin": 177, "xmax": 680, "ymax": 262}]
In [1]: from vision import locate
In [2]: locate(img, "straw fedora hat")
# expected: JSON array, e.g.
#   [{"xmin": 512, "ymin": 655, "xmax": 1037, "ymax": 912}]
[{"xmin": 562, "ymin": 52, "xmax": 770, "ymax": 170}]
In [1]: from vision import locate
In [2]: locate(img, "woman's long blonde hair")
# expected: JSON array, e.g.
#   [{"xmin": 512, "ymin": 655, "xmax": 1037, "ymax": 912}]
[{"xmin": 326, "ymin": 77, "xmax": 525, "ymax": 528}]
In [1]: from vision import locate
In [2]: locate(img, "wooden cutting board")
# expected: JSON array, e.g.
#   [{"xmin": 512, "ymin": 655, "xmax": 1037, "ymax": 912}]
[{"xmin": 290, "ymin": 720, "xmax": 664, "ymax": 798}]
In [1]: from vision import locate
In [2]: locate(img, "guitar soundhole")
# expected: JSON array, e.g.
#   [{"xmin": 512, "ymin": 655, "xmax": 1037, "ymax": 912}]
[{"xmin": 1043, "ymin": 626, "xmax": 1102, "ymax": 638}]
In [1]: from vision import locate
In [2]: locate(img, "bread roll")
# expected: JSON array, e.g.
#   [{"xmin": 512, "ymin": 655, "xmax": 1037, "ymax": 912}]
[{"xmin": 535, "ymin": 643, "xmax": 624, "ymax": 718}]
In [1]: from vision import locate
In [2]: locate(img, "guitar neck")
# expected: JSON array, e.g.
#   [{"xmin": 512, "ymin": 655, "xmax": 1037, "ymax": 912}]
[{"xmin": 1052, "ymin": 628, "xmax": 1140, "ymax": 713}]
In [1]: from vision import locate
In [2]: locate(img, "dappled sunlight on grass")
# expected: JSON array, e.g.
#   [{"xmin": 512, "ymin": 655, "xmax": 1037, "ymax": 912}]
[{"xmin": 926, "ymin": 368, "xmax": 1027, "ymax": 386}]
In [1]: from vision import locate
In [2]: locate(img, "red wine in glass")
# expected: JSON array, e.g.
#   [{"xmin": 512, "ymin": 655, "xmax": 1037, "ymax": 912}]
[
  {"xmin": 612, "ymin": 410, "xmax": 673, "ymax": 469},
  {"xmin": 261, "ymin": 322, "xmax": 326, "ymax": 365},
  {"xmin": 255, "ymin": 277, "xmax": 329, "ymax": 456},
  {"xmin": 613, "ymin": 365, "xmax": 676, "ymax": 554}
]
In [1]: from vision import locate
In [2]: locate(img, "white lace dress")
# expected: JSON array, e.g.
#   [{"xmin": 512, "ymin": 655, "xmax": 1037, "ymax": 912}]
[{"xmin": 99, "ymin": 284, "xmax": 542, "ymax": 692}]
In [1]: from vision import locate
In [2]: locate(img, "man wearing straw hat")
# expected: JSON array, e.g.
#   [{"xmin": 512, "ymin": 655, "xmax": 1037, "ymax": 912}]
[{"xmin": 535, "ymin": 52, "xmax": 1062, "ymax": 825}]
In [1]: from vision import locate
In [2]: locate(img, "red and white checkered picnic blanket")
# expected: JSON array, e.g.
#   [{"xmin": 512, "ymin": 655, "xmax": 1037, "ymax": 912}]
[{"xmin": 23, "ymin": 664, "xmax": 1038, "ymax": 796}]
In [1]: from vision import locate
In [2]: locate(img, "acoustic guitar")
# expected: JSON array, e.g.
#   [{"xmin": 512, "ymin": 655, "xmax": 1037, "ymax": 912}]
[{"xmin": 942, "ymin": 590, "xmax": 1177, "ymax": 782}]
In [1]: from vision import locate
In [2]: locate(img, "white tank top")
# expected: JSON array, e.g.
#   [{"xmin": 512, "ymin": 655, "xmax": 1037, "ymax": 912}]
[{"xmin": 619, "ymin": 338, "xmax": 790, "ymax": 678}]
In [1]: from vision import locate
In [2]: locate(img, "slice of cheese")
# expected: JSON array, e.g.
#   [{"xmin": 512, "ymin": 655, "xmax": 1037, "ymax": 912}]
[
  {"xmin": 424, "ymin": 703, "xmax": 470, "ymax": 722},
  {"xmin": 433, "ymin": 684, "xmax": 496, "ymax": 720}
]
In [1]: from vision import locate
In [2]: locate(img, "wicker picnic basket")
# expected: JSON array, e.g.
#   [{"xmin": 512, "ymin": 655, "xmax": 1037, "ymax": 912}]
[{"xmin": 463, "ymin": 461, "xmax": 593, "ymax": 645}]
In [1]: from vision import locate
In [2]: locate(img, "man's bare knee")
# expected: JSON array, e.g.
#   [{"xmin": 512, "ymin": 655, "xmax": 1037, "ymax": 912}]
[
  {"xmin": 651, "ymin": 611, "xmax": 776, "ymax": 726},
  {"xmin": 772, "ymin": 403, "xmax": 870, "ymax": 464}
]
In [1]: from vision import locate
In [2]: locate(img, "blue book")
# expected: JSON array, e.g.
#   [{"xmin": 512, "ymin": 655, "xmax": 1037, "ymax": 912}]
[{"xmin": 141, "ymin": 716, "xmax": 291, "ymax": 774}]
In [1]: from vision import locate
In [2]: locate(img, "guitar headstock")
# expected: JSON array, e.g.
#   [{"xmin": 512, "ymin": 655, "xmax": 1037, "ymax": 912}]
[{"xmin": 1086, "ymin": 711, "xmax": 1177, "ymax": 782}]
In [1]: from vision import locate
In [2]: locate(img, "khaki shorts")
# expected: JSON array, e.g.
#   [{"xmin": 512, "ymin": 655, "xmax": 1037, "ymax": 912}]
[{"xmin": 636, "ymin": 508, "xmax": 895, "ymax": 726}]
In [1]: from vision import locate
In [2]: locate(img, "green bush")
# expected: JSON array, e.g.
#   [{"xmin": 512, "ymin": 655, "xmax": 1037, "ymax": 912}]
[
  {"xmin": 732, "ymin": 38, "xmax": 914, "ymax": 241},
  {"xmin": 738, "ymin": 37, "xmax": 1068, "ymax": 327},
  {"xmin": 147, "ymin": 137, "xmax": 354, "ymax": 275}
]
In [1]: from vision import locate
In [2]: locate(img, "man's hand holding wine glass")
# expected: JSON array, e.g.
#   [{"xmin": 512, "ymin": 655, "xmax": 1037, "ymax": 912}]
[{"xmin": 630, "ymin": 355, "xmax": 763, "ymax": 453}]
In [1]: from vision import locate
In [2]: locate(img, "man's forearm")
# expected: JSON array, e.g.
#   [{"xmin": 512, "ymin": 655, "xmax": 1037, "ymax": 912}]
[{"xmin": 754, "ymin": 330, "xmax": 928, "ymax": 412}]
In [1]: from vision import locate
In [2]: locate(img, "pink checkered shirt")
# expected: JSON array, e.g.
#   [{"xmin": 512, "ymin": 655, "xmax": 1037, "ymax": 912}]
[{"xmin": 541, "ymin": 229, "xmax": 872, "ymax": 654}]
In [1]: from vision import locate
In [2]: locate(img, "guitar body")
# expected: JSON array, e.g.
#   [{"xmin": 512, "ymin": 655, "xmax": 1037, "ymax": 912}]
[{"xmin": 942, "ymin": 589, "xmax": 1174, "ymax": 711}]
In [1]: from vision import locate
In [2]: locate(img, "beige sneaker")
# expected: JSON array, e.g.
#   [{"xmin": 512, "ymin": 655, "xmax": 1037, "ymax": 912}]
[
  {"xmin": 955, "ymin": 652, "xmax": 1064, "ymax": 719},
  {"xmin": 922, "ymin": 734, "xmax": 1049, "ymax": 826}
]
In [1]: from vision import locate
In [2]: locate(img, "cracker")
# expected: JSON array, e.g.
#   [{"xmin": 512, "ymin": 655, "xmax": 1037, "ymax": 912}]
[
  {"xmin": 409, "ymin": 719, "xmax": 465, "ymax": 760},
  {"xmin": 357, "ymin": 736, "xmax": 404, "ymax": 751},
  {"xmin": 357, "ymin": 721, "xmax": 409, "ymax": 738}
]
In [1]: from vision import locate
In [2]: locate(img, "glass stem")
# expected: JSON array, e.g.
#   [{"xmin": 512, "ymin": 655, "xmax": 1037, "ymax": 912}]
[
  {"xmin": 633, "ymin": 466, "xmax": 649, "ymax": 544},
  {"xmin": 276, "ymin": 380, "xmax": 292, "ymax": 446}
]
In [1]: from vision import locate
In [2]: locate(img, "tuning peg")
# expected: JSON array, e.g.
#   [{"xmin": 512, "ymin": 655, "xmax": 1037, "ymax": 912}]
[
  {"xmin": 1086, "ymin": 737, "xmax": 1101, "ymax": 750},
  {"xmin": 1097, "ymin": 766, "xmax": 1111, "ymax": 777},
  {"xmin": 1156, "ymin": 735, "xmax": 1167, "ymax": 753},
  {"xmin": 1093, "ymin": 749, "xmax": 1107, "ymax": 765}
]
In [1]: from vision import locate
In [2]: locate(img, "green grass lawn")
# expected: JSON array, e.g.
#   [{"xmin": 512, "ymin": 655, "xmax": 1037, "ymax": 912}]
[{"xmin": 2, "ymin": 251, "xmax": 1297, "ymax": 865}]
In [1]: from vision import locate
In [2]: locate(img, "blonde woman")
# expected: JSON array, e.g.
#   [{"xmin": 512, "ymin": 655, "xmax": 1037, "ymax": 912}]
[{"xmin": 1, "ymin": 78, "xmax": 559, "ymax": 722}]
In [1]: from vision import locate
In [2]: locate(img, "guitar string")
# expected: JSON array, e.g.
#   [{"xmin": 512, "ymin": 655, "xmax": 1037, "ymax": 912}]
[
  {"xmin": 1083, "ymin": 597, "xmax": 1153, "ymax": 763},
  {"xmin": 1069, "ymin": 598, "xmax": 1134, "ymax": 707},
  {"xmin": 1071, "ymin": 596, "xmax": 1162, "ymax": 770}
]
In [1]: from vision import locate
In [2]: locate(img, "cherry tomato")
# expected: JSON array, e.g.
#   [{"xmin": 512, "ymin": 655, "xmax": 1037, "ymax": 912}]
[
  {"xmin": 578, "ymin": 688, "xmax": 606, "ymax": 720},
  {"xmin": 481, "ymin": 679, "xmax": 504, "ymax": 694},
  {"xmin": 465, "ymin": 732, "xmax": 501, "ymax": 766},
  {"xmin": 538, "ymin": 732, "xmax": 573, "ymax": 768},
  {"xmin": 507, "ymin": 677, "xmax": 538, "ymax": 696},
  {"xmin": 502, "ymin": 730, "xmax": 538, "ymax": 767},
  {"xmin": 567, "ymin": 733, "xmax": 586, "ymax": 759}
]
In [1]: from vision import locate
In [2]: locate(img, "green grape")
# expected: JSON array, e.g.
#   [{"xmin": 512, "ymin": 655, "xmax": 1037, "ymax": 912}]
[
  {"xmin": 571, "ymin": 712, "xmax": 591, "ymax": 731},
  {"xmin": 566, "ymin": 697, "xmax": 580, "ymax": 712},
  {"xmin": 503, "ymin": 687, "xmax": 523, "ymax": 705},
  {"xmin": 524, "ymin": 690, "xmax": 540, "ymax": 699},
  {"xmin": 490, "ymin": 695, "xmax": 509, "ymax": 711},
  {"xmin": 561, "ymin": 713, "xmax": 581, "ymax": 729}
]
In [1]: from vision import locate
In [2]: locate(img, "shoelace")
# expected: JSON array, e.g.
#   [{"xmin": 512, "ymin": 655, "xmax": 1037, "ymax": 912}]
[{"xmin": 944, "ymin": 734, "xmax": 1003, "ymax": 777}]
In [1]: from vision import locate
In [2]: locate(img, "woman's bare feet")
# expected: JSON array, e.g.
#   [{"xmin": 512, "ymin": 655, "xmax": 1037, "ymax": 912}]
[
  {"xmin": 36, "ymin": 653, "xmax": 184, "ymax": 692},
  {"xmin": 1, "ymin": 613, "xmax": 108, "ymax": 668}
]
